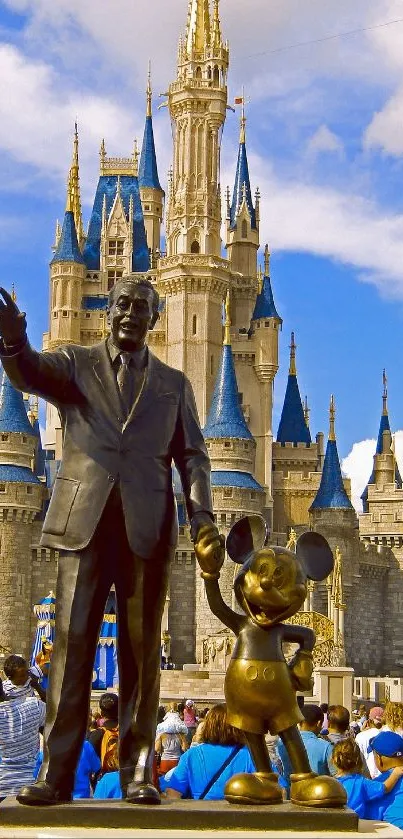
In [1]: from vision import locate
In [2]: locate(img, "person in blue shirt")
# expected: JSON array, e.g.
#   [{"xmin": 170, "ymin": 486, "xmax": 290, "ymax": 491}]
[
  {"xmin": 35, "ymin": 740, "xmax": 100, "ymax": 799},
  {"xmin": 276, "ymin": 704, "xmax": 336, "ymax": 794},
  {"xmin": 332, "ymin": 734, "xmax": 403, "ymax": 820},
  {"xmin": 94, "ymin": 743, "xmax": 122, "ymax": 800},
  {"xmin": 160, "ymin": 704, "xmax": 256, "ymax": 801},
  {"xmin": 364, "ymin": 731, "xmax": 403, "ymax": 827}
]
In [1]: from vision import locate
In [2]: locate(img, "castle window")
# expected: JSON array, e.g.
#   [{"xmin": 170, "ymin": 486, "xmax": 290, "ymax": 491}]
[
  {"xmin": 0, "ymin": 483, "xmax": 5, "ymax": 492},
  {"xmin": 22, "ymin": 436, "xmax": 27, "ymax": 443},
  {"xmin": 191, "ymin": 240, "xmax": 200, "ymax": 254},
  {"xmin": 27, "ymin": 486, "xmax": 33, "ymax": 494},
  {"xmin": 192, "ymin": 315, "xmax": 197, "ymax": 336},
  {"xmin": 250, "ymin": 491, "xmax": 256, "ymax": 500},
  {"xmin": 62, "ymin": 310, "xmax": 68, "ymax": 317},
  {"xmin": 265, "ymin": 321, "xmax": 270, "ymax": 327},
  {"xmin": 210, "ymin": 355, "xmax": 214, "ymax": 375},
  {"xmin": 224, "ymin": 441, "xmax": 231, "ymax": 449},
  {"xmin": 85, "ymin": 313, "xmax": 91, "ymax": 319},
  {"xmin": 1, "ymin": 434, "xmax": 8, "ymax": 441},
  {"xmin": 223, "ymin": 487, "xmax": 233, "ymax": 498},
  {"xmin": 53, "ymin": 312, "xmax": 57, "ymax": 318},
  {"xmin": 195, "ymin": 66, "xmax": 202, "ymax": 79},
  {"xmin": 108, "ymin": 239, "xmax": 124, "ymax": 257},
  {"xmin": 108, "ymin": 270, "xmax": 123, "ymax": 290},
  {"xmin": 213, "ymin": 66, "xmax": 219, "ymax": 85},
  {"xmin": 241, "ymin": 220, "xmax": 248, "ymax": 238}
]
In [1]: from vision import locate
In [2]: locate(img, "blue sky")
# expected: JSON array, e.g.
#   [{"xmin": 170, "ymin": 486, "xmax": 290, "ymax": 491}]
[{"xmin": 1, "ymin": 0, "xmax": 403, "ymax": 507}]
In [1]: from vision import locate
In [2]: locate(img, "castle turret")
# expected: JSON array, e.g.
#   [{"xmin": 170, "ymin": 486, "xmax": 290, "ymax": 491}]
[
  {"xmin": 226, "ymin": 104, "xmax": 259, "ymax": 329},
  {"xmin": 139, "ymin": 67, "xmax": 164, "ymax": 269},
  {"xmin": 361, "ymin": 370, "xmax": 402, "ymax": 512},
  {"xmin": 0, "ymin": 369, "xmax": 44, "ymax": 659},
  {"xmin": 310, "ymin": 396, "xmax": 353, "ymax": 514},
  {"xmin": 272, "ymin": 333, "xmax": 324, "ymax": 535},
  {"xmin": 197, "ymin": 293, "xmax": 264, "ymax": 653},
  {"xmin": 48, "ymin": 128, "xmax": 86, "ymax": 350},
  {"xmin": 158, "ymin": 0, "xmax": 230, "ymax": 422},
  {"xmin": 277, "ymin": 332, "xmax": 311, "ymax": 446}
]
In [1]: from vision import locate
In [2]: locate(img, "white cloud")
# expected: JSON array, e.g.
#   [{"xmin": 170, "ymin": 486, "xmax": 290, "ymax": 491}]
[
  {"xmin": 0, "ymin": 43, "xmax": 140, "ymax": 200},
  {"xmin": 364, "ymin": 84, "xmax": 403, "ymax": 155},
  {"xmin": 307, "ymin": 125, "xmax": 344, "ymax": 156},
  {"xmin": 342, "ymin": 439, "xmax": 375, "ymax": 511},
  {"xmin": 342, "ymin": 429, "xmax": 403, "ymax": 512},
  {"xmin": 229, "ymin": 153, "xmax": 403, "ymax": 294}
]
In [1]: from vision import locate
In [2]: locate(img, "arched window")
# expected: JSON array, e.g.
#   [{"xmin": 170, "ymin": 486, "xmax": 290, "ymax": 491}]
[
  {"xmin": 191, "ymin": 240, "xmax": 200, "ymax": 254},
  {"xmin": 195, "ymin": 66, "xmax": 202, "ymax": 79},
  {"xmin": 241, "ymin": 219, "xmax": 248, "ymax": 238},
  {"xmin": 210, "ymin": 355, "xmax": 214, "ymax": 375},
  {"xmin": 213, "ymin": 65, "xmax": 219, "ymax": 85},
  {"xmin": 192, "ymin": 315, "xmax": 197, "ymax": 336},
  {"xmin": 207, "ymin": 66, "xmax": 212, "ymax": 80}
]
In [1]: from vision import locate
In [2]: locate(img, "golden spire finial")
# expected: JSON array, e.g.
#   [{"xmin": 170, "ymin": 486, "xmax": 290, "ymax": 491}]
[
  {"xmin": 257, "ymin": 266, "xmax": 263, "ymax": 293},
  {"xmin": 224, "ymin": 289, "xmax": 231, "ymax": 346},
  {"xmin": 186, "ymin": 0, "xmax": 210, "ymax": 55},
  {"xmin": 289, "ymin": 332, "xmax": 297, "ymax": 376},
  {"xmin": 66, "ymin": 123, "xmax": 84, "ymax": 244},
  {"xmin": 211, "ymin": 0, "xmax": 222, "ymax": 49},
  {"xmin": 239, "ymin": 86, "xmax": 246, "ymax": 144},
  {"xmin": 133, "ymin": 137, "xmax": 139, "ymax": 175},
  {"xmin": 382, "ymin": 368, "xmax": 388, "ymax": 416},
  {"xmin": 304, "ymin": 395, "xmax": 310, "ymax": 429},
  {"xmin": 264, "ymin": 243, "xmax": 270, "ymax": 276},
  {"xmin": 11, "ymin": 283, "xmax": 16, "ymax": 303},
  {"xmin": 329, "ymin": 395, "xmax": 336, "ymax": 441},
  {"xmin": 146, "ymin": 61, "xmax": 152, "ymax": 118}
]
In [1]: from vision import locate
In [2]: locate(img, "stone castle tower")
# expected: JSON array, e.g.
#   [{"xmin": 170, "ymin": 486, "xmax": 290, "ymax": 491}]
[{"xmin": 0, "ymin": 0, "xmax": 402, "ymax": 678}]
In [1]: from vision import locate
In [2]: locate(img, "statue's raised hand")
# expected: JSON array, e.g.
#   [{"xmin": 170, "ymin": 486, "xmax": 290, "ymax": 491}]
[{"xmin": 0, "ymin": 288, "xmax": 27, "ymax": 346}]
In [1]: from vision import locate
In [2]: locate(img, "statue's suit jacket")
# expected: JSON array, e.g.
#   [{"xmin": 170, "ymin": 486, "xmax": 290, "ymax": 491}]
[{"xmin": 1, "ymin": 338, "xmax": 213, "ymax": 557}]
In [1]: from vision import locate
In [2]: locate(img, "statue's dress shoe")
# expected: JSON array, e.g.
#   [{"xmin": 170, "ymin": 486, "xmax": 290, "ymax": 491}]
[
  {"xmin": 126, "ymin": 782, "xmax": 161, "ymax": 805},
  {"xmin": 290, "ymin": 772, "xmax": 347, "ymax": 807},
  {"xmin": 225, "ymin": 772, "xmax": 283, "ymax": 805},
  {"xmin": 17, "ymin": 781, "xmax": 72, "ymax": 806}
]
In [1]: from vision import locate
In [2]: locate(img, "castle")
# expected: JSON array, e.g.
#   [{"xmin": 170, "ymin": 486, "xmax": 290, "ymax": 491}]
[{"xmin": 1, "ymin": 0, "xmax": 402, "ymax": 679}]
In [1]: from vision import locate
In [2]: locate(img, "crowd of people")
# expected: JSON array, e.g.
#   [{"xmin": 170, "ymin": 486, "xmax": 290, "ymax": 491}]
[{"xmin": 1, "ymin": 655, "xmax": 403, "ymax": 829}]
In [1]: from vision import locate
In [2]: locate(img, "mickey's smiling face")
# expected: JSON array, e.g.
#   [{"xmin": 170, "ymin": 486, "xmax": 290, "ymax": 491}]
[{"xmin": 234, "ymin": 547, "xmax": 307, "ymax": 627}]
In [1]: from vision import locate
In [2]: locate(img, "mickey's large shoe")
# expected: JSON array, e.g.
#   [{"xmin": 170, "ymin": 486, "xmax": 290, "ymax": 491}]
[
  {"xmin": 125, "ymin": 781, "xmax": 161, "ymax": 805},
  {"xmin": 290, "ymin": 772, "xmax": 347, "ymax": 807},
  {"xmin": 225, "ymin": 772, "xmax": 283, "ymax": 805},
  {"xmin": 16, "ymin": 781, "xmax": 72, "ymax": 806}
]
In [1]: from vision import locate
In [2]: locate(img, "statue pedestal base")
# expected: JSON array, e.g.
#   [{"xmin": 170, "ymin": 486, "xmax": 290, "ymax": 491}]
[{"xmin": 0, "ymin": 797, "xmax": 358, "ymax": 833}]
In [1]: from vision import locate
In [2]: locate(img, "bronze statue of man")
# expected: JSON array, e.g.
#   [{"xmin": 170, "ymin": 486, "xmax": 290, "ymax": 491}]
[{"xmin": 0, "ymin": 279, "xmax": 223, "ymax": 806}]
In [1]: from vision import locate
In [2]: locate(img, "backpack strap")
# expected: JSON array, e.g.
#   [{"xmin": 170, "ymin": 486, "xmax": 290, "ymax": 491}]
[{"xmin": 199, "ymin": 745, "xmax": 241, "ymax": 800}]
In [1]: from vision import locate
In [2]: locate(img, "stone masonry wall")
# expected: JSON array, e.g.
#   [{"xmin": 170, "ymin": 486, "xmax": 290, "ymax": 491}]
[{"xmin": 168, "ymin": 549, "xmax": 196, "ymax": 667}]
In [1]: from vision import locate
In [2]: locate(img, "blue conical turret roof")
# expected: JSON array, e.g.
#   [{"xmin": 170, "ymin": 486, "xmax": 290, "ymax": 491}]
[
  {"xmin": 310, "ymin": 398, "xmax": 353, "ymax": 510},
  {"xmin": 139, "ymin": 116, "xmax": 163, "ymax": 192},
  {"xmin": 0, "ymin": 369, "xmax": 36, "ymax": 435},
  {"xmin": 204, "ymin": 345, "xmax": 253, "ymax": 440},
  {"xmin": 252, "ymin": 274, "xmax": 281, "ymax": 321},
  {"xmin": 361, "ymin": 373, "xmax": 402, "ymax": 508},
  {"xmin": 277, "ymin": 333, "xmax": 311, "ymax": 445},
  {"xmin": 50, "ymin": 210, "xmax": 85, "ymax": 265},
  {"xmin": 0, "ymin": 368, "xmax": 40, "ymax": 485},
  {"xmin": 229, "ymin": 120, "xmax": 256, "ymax": 230}
]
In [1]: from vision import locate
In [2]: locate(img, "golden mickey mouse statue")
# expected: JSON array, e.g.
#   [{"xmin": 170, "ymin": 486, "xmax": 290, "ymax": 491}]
[{"xmin": 194, "ymin": 515, "xmax": 347, "ymax": 808}]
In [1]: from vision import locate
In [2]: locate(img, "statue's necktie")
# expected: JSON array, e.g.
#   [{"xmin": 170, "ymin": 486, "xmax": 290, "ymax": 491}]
[{"xmin": 117, "ymin": 352, "xmax": 133, "ymax": 415}]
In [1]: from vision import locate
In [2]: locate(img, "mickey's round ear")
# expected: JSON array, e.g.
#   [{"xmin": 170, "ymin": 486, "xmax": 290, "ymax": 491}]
[
  {"xmin": 296, "ymin": 531, "xmax": 334, "ymax": 581},
  {"xmin": 226, "ymin": 515, "xmax": 268, "ymax": 564}
]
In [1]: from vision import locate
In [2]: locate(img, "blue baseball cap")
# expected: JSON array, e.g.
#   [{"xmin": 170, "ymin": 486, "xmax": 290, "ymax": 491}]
[{"xmin": 368, "ymin": 731, "xmax": 403, "ymax": 758}]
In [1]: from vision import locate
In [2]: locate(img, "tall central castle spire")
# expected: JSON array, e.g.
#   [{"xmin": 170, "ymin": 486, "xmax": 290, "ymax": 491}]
[
  {"xmin": 164, "ymin": 0, "xmax": 229, "ymax": 258},
  {"xmin": 159, "ymin": 0, "xmax": 230, "ymax": 423}
]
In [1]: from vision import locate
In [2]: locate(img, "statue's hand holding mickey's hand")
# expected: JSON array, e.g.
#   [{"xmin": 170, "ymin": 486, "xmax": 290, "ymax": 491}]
[
  {"xmin": 0, "ymin": 287, "xmax": 27, "ymax": 347},
  {"xmin": 191, "ymin": 512, "xmax": 225, "ymax": 580}
]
